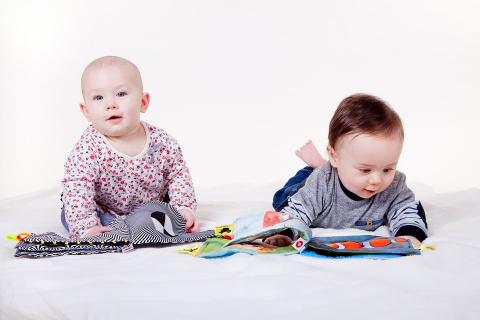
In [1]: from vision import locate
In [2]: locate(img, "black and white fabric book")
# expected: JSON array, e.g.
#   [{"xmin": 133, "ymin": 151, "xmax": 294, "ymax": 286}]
[{"xmin": 15, "ymin": 201, "xmax": 214, "ymax": 258}]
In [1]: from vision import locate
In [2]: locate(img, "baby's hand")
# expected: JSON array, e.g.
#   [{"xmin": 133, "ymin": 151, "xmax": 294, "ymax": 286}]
[
  {"xmin": 82, "ymin": 225, "xmax": 112, "ymax": 238},
  {"xmin": 400, "ymin": 235, "xmax": 421, "ymax": 248},
  {"xmin": 178, "ymin": 208, "xmax": 199, "ymax": 233},
  {"xmin": 264, "ymin": 234, "xmax": 293, "ymax": 247}
]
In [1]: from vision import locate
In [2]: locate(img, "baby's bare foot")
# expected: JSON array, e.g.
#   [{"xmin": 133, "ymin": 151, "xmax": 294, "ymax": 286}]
[{"xmin": 295, "ymin": 140, "xmax": 326, "ymax": 168}]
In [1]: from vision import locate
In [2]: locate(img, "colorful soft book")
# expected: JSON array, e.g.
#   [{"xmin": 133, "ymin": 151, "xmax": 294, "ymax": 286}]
[{"xmin": 179, "ymin": 211, "xmax": 421, "ymax": 259}]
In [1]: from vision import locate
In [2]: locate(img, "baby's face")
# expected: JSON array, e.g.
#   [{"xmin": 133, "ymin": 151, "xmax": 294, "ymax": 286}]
[
  {"xmin": 330, "ymin": 132, "xmax": 403, "ymax": 199},
  {"xmin": 80, "ymin": 62, "xmax": 149, "ymax": 138}
]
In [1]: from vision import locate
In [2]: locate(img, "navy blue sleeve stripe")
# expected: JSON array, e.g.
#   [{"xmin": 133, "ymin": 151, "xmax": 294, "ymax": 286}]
[
  {"xmin": 395, "ymin": 225, "xmax": 428, "ymax": 242},
  {"xmin": 389, "ymin": 201, "xmax": 428, "ymax": 238},
  {"xmin": 390, "ymin": 205, "xmax": 419, "ymax": 220}
]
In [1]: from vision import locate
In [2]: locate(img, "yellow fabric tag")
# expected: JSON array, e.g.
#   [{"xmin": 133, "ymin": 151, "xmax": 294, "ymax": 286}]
[
  {"xmin": 177, "ymin": 245, "xmax": 201, "ymax": 256},
  {"xmin": 214, "ymin": 224, "xmax": 234, "ymax": 239},
  {"xmin": 6, "ymin": 232, "xmax": 30, "ymax": 242},
  {"xmin": 6, "ymin": 234, "xmax": 18, "ymax": 241},
  {"xmin": 419, "ymin": 244, "xmax": 436, "ymax": 251}
]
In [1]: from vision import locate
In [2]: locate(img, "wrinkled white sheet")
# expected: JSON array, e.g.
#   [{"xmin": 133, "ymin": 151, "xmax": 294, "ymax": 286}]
[{"xmin": 1, "ymin": 184, "xmax": 479, "ymax": 320}]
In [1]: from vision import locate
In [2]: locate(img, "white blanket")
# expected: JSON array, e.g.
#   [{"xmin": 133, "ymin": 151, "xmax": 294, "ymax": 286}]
[{"xmin": 1, "ymin": 184, "xmax": 479, "ymax": 320}]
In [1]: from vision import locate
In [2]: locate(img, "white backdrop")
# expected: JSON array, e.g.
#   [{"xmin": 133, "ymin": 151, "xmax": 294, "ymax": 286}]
[{"xmin": 1, "ymin": 0, "xmax": 479, "ymax": 199}]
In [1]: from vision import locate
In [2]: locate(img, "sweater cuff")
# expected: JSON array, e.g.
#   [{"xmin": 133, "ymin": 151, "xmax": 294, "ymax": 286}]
[{"xmin": 394, "ymin": 225, "xmax": 428, "ymax": 242}]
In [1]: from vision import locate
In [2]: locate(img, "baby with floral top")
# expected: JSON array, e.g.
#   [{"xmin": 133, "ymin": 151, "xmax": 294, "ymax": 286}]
[{"xmin": 61, "ymin": 56, "xmax": 198, "ymax": 238}]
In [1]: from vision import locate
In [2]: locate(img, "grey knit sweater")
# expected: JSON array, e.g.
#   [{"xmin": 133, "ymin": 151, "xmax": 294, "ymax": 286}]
[{"xmin": 281, "ymin": 163, "xmax": 428, "ymax": 241}]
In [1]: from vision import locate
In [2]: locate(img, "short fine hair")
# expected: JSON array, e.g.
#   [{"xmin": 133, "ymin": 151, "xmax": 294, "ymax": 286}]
[
  {"xmin": 328, "ymin": 93, "xmax": 404, "ymax": 148},
  {"xmin": 81, "ymin": 56, "xmax": 143, "ymax": 97}
]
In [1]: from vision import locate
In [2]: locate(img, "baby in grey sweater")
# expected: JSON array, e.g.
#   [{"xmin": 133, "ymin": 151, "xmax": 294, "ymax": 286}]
[{"xmin": 267, "ymin": 94, "xmax": 427, "ymax": 247}]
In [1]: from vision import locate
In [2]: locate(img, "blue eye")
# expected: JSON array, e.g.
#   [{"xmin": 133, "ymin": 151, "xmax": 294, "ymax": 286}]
[
  {"xmin": 117, "ymin": 91, "xmax": 127, "ymax": 97},
  {"xmin": 93, "ymin": 95, "xmax": 103, "ymax": 101}
]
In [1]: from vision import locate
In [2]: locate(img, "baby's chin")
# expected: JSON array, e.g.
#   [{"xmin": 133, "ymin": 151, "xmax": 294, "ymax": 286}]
[
  {"xmin": 95, "ymin": 126, "xmax": 126, "ymax": 139},
  {"xmin": 355, "ymin": 188, "xmax": 378, "ymax": 199},
  {"xmin": 94, "ymin": 122, "xmax": 134, "ymax": 138},
  {"xmin": 358, "ymin": 186, "xmax": 391, "ymax": 199}
]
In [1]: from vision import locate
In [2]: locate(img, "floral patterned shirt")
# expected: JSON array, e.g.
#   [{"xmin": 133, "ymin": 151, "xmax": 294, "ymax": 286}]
[{"xmin": 62, "ymin": 122, "xmax": 196, "ymax": 237}]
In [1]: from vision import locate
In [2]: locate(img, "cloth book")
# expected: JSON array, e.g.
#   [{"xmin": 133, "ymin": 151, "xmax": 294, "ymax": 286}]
[
  {"xmin": 179, "ymin": 211, "xmax": 421, "ymax": 259},
  {"xmin": 14, "ymin": 201, "xmax": 214, "ymax": 258}
]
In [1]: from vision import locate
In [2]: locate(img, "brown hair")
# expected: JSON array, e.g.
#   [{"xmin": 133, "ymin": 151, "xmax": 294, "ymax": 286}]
[{"xmin": 328, "ymin": 93, "xmax": 404, "ymax": 148}]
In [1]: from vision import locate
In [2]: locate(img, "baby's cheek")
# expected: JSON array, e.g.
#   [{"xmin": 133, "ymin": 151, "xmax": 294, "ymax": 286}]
[
  {"xmin": 383, "ymin": 175, "xmax": 396, "ymax": 189},
  {"xmin": 345, "ymin": 175, "xmax": 364, "ymax": 190}
]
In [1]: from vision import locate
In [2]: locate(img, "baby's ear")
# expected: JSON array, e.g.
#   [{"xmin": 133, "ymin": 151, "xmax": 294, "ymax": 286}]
[
  {"xmin": 79, "ymin": 103, "xmax": 91, "ymax": 121},
  {"xmin": 140, "ymin": 92, "xmax": 150, "ymax": 113},
  {"xmin": 327, "ymin": 145, "xmax": 338, "ymax": 167}
]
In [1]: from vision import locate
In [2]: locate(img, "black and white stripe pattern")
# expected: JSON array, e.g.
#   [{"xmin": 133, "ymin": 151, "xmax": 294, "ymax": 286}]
[
  {"xmin": 15, "ymin": 201, "xmax": 214, "ymax": 258},
  {"xmin": 15, "ymin": 243, "xmax": 123, "ymax": 258},
  {"xmin": 24, "ymin": 218, "xmax": 131, "ymax": 244},
  {"xmin": 388, "ymin": 201, "xmax": 428, "ymax": 237},
  {"xmin": 127, "ymin": 201, "xmax": 214, "ymax": 245}
]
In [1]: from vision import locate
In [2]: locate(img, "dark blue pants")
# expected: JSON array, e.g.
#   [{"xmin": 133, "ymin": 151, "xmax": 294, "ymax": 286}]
[
  {"xmin": 272, "ymin": 166, "xmax": 314, "ymax": 211},
  {"xmin": 60, "ymin": 207, "xmax": 117, "ymax": 231}
]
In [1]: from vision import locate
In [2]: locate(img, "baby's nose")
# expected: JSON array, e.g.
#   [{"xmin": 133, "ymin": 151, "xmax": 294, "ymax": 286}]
[
  {"xmin": 368, "ymin": 173, "xmax": 382, "ymax": 185},
  {"xmin": 106, "ymin": 100, "xmax": 118, "ymax": 110}
]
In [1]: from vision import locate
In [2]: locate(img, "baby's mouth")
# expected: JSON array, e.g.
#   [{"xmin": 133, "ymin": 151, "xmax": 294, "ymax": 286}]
[{"xmin": 107, "ymin": 115, "xmax": 122, "ymax": 121}]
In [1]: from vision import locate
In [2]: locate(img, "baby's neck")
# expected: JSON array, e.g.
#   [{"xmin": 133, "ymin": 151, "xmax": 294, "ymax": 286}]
[{"xmin": 106, "ymin": 124, "xmax": 147, "ymax": 157}]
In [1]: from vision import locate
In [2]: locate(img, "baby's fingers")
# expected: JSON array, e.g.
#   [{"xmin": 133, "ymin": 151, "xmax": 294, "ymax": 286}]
[
  {"xmin": 98, "ymin": 226, "xmax": 113, "ymax": 233},
  {"xmin": 184, "ymin": 215, "xmax": 194, "ymax": 231},
  {"xmin": 187, "ymin": 219, "xmax": 199, "ymax": 233},
  {"xmin": 82, "ymin": 225, "xmax": 112, "ymax": 238}
]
